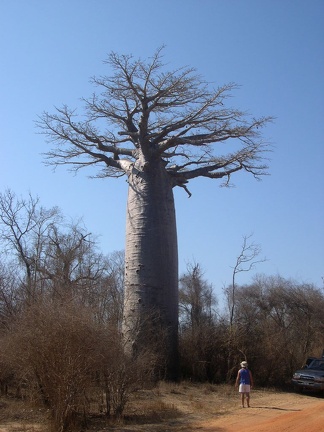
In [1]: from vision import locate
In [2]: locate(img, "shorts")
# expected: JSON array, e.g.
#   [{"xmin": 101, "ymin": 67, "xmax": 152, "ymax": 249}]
[{"xmin": 239, "ymin": 384, "xmax": 251, "ymax": 393}]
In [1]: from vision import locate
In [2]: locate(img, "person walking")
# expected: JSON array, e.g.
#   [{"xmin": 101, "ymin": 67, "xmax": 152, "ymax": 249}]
[{"xmin": 235, "ymin": 361, "xmax": 253, "ymax": 408}]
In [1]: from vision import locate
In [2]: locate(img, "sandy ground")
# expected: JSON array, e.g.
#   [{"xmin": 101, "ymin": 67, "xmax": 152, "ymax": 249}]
[{"xmin": 195, "ymin": 391, "xmax": 324, "ymax": 432}]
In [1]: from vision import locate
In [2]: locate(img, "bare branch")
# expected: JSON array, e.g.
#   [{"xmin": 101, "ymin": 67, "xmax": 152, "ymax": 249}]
[
  {"xmin": 37, "ymin": 48, "xmax": 273, "ymax": 187},
  {"xmin": 231, "ymin": 233, "xmax": 267, "ymax": 276}
]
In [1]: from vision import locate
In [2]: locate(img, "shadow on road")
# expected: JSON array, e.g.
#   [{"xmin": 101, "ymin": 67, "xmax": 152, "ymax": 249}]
[{"xmin": 251, "ymin": 406, "xmax": 301, "ymax": 412}]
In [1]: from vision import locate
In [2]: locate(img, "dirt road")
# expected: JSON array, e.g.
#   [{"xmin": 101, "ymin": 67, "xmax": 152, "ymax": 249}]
[{"xmin": 196, "ymin": 391, "xmax": 324, "ymax": 432}]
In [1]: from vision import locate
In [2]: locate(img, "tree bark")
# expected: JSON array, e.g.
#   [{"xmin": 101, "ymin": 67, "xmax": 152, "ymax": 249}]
[{"xmin": 122, "ymin": 157, "xmax": 179, "ymax": 379}]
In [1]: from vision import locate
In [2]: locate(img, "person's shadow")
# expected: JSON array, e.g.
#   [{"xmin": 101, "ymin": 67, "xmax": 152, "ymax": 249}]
[{"xmin": 250, "ymin": 406, "xmax": 301, "ymax": 412}]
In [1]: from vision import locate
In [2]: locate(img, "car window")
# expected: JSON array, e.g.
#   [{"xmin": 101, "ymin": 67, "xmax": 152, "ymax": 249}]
[{"xmin": 309, "ymin": 360, "xmax": 324, "ymax": 370}]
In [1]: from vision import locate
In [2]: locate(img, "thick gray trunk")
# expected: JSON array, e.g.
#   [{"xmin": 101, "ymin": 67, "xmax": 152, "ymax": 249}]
[{"xmin": 122, "ymin": 159, "xmax": 179, "ymax": 379}]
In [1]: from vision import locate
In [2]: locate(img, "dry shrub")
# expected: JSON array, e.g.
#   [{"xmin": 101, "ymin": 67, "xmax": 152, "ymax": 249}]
[
  {"xmin": 98, "ymin": 330, "xmax": 158, "ymax": 418},
  {"xmin": 1, "ymin": 298, "xmax": 158, "ymax": 430},
  {"xmin": 2, "ymin": 300, "xmax": 102, "ymax": 431}
]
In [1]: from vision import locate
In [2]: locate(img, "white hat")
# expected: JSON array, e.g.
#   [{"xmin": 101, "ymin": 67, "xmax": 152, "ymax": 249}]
[{"xmin": 240, "ymin": 361, "xmax": 248, "ymax": 368}]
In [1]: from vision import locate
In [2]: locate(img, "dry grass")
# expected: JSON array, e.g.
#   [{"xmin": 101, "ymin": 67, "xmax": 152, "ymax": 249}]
[
  {"xmin": 0, "ymin": 398, "xmax": 49, "ymax": 432},
  {"xmin": 0, "ymin": 382, "xmax": 271, "ymax": 431},
  {"xmin": 87, "ymin": 381, "xmax": 238, "ymax": 431}
]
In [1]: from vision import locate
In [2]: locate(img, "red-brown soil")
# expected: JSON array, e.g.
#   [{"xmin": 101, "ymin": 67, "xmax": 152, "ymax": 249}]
[{"xmin": 196, "ymin": 390, "xmax": 324, "ymax": 432}]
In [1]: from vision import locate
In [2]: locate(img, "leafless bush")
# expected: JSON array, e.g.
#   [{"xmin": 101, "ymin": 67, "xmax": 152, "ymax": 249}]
[
  {"xmin": 95, "ymin": 311, "xmax": 164, "ymax": 417},
  {"xmin": 100, "ymin": 342, "xmax": 157, "ymax": 418},
  {"xmin": 2, "ymin": 300, "xmax": 101, "ymax": 430},
  {"xmin": 2, "ymin": 297, "xmax": 159, "ymax": 429}
]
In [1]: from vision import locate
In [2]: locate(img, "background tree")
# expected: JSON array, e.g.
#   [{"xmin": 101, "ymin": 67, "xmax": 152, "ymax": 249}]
[
  {"xmin": 37, "ymin": 48, "xmax": 272, "ymax": 378},
  {"xmin": 179, "ymin": 263, "xmax": 219, "ymax": 381},
  {"xmin": 0, "ymin": 190, "xmax": 125, "ymax": 328},
  {"xmin": 0, "ymin": 260, "xmax": 24, "ymax": 332},
  {"xmin": 84, "ymin": 250, "xmax": 125, "ymax": 326},
  {"xmin": 223, "ymin": 234, "xmax": 266, "ymax": 379},
  {"xmin": 0, "ymin": 190, "xmax": 60, "ymax": 303},
  {"xmin": 230, "ymin": 275, "xmax": 324, "ymax": 386}
]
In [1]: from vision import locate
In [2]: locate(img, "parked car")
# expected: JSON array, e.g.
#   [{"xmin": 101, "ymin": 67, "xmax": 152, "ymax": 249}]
[{"xmin": 292, "ymin": 358, "xmax": 324, "ymax": 393}]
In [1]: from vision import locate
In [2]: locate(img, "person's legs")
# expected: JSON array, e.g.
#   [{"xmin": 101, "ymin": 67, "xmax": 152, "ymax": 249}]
[
  {"xmin": 239, "ymin": 384, "xmax": 251, "ymax": 407},
  {"xmin": 241, "ymin": 392, "xmax": 245, "ymax": 407}
]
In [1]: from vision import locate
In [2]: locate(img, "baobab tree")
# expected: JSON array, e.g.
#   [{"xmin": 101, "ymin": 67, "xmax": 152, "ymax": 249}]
[{"xmin": 38, "ymin": 48, "xmax": 272, "ymax": 379}]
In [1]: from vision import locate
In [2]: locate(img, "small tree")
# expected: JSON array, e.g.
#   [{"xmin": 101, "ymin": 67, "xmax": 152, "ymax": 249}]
[
  {"xmin": 179, "ymin": 263, "xmax": 216, "ymax": 330},
  {"xmin": 223, "ymin": 234, "xmax": 266, "ymax": 379},
  {"xmin": 38, "ymin": 48, "xmax": 272, "ymax": 378},
  {"xmin": 225, "ymin": 234, "xmax": 266, "ymax": 330},
  {"xmin": 179, "ymin": 263, "xmax": 219, "ymax": 380}
]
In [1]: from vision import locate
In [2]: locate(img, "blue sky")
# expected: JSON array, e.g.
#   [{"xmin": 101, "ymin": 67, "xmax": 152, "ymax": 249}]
[{"xmin": 1, "ymin": 0, "xmax": 323, "ymax": 298}]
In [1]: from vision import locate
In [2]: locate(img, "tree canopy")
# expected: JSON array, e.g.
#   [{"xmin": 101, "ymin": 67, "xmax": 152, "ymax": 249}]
[{"xmin": 38, "ymin": 47, "xmax": 272, "ymax": 195}]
